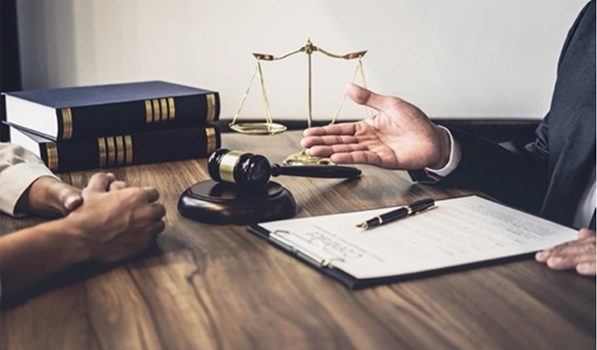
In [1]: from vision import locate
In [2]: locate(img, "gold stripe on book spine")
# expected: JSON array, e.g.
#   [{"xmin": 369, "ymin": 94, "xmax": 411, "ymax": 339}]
[
  {"xmin": 46, "ymin": 143, "xmax": 59, "ymax": 171},
  {"xmin": 124, "ymin": 135, "xmax": 133, "ymax": 164},
  {"xmin": 167, "ymin": 97, "xmax": 175, "ymax": 119},
  {"xmin": 115, "ymin": 136, "xmax": 125, "ymax": 165},
  {"xmin": 106, "ymin": 137, "xmax": 116, "ymax": 166},
  {"xmin": 206, "ymin": 94, "xmax": 216, "ymax": 122},
  {"xmin": 98, "ymin": 137, "xmax": 107, "ymax": 167},
  {"xmin": 152, "ymin": 99, "xmax": 160, "ymax": 122},
  {"xmin": 145, "ymin": 100, "xmax": 153, "ymax": 123},
  {"xmin": 205, "ymin": 127, "xmax": 217, "ymax": 154},
  {"xmin": 160, "ymin": 99, "xmax": 168, "ymax": 121},
  {"xmin": 61, "ymin": 108, "xmax": 73, "ymax": 139}
]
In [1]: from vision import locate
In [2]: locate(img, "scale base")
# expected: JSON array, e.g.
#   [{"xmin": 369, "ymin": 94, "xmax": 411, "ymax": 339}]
[
  {"xmin": 283, "ymin": 149, "xmax": 334, "ymax": 166},
  {"xmin": 178, "ymin": 180, "xmax": 296, "ymax": 225}
]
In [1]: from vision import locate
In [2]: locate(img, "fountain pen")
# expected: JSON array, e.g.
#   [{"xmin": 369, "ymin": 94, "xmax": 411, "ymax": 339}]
[{"xmin": 357, "ymin": 198, "xmax": 435, "ymax": 230}]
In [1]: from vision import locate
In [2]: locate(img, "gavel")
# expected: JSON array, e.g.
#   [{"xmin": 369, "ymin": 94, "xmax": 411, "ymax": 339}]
[{"xmin": 208, "ymin": 149, "xmax": 362, "ymax": 190}]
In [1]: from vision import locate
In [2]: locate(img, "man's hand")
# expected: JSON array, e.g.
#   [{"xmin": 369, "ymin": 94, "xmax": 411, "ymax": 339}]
[
  {"xmin": 535, "ymin": 229, "xmax": 596, "ymax": 275},
  {"xmin": 301, "ymin": 83, "xmax": 451, "ymax": 170},
  {"xmin": 16, "ymin": 176, "xmax": 83, "ymax": 217},
  {"xmin": 65, "ymin": 173, "xmax": 166, "ymax": 263}
]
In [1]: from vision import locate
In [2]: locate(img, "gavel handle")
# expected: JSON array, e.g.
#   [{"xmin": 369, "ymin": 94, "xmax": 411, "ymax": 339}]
[{"xmin": 271, "ymin": 164, "xmax": 362, "ymax": 178}]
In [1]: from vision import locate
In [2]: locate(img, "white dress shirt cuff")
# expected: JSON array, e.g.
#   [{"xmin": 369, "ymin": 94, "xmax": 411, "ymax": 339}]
[{"xmin": 425, "ymin": 126, "xmax": 462, "ymax": 178}]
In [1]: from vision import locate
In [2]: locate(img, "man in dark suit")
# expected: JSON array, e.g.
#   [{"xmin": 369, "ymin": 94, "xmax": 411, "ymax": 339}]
[{"xmin": 301, "ymin": 1, "xmax": 596, "ymax": 275}]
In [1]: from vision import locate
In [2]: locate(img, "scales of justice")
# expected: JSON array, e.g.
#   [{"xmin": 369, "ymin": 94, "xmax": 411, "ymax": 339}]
[
  {"xmin": 177, "ymin": 40, "xmax": 370, "ymax": 224},
  {"xmin": 228, "ymin": 38, "xmax": 371, "ymax": 165}
]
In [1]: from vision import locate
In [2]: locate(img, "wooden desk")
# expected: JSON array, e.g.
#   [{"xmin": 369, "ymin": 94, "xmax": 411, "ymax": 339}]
[{"xmin": 1, "ymin": 131, "xmax": 594, "ymax": 350}]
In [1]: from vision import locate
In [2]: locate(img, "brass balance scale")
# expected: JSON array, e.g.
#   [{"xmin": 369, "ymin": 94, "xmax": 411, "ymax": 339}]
[{"xmin": 228, "ymin": 39, "xmax": 371, "ymax": 165}]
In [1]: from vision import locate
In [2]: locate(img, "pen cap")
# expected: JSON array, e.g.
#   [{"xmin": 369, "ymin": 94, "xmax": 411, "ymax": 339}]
[{"xmin": 208, "ymin": 148, "xmax": 272, "ymax": 189}]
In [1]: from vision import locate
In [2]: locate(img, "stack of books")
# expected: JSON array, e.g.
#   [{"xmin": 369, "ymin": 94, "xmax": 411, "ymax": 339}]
[{"xmin": 3, "ymin": 81, "xmax": 221, "ymax": 172}]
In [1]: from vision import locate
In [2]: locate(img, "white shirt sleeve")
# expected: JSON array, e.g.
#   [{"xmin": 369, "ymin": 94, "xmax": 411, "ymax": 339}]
[
  {"xmin": 0, "ymin": 143, "xmax": 58, "ymax": 216},
  {"xmin": 425, "ymin": 126, "xmax": 462, "ymax": 177}
]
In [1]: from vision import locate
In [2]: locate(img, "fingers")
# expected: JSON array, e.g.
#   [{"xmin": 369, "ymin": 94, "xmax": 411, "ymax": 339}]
[
  {"xmin": 124, "ymin": 188, "xmax": 164, "ymax": 220},
  {"xmin": 140, "ymin": 208, "xmax": 166, "ymax": 238},
  {"xmin": 151, "ymin": 220, "xmax": 166, "ymax": 237},
  {"xmin": 345, "ymin": 83, "xmax": 400, "ymax": 112},
  {"xmin": 150, "ymin": 203, "xmax": 166, "ymax": 221},
  {"xmin": 307, "ymin": 143, "xmax": 368, "ymax": 157},
  {"xmin": 107, "ymin": 181, "xmax": 157, "ymax": 204},
  {"xmin": 84, "ymin": 173, "xmax": 116, "ymax": 193},
  {"xmin": 575, "ymin": 261, "xmax": 596, "ymax": 275},
  {"xmin": 303, "ymin": 135, "xmax": 365, "ymax": 154},
  {"xmin": 301, "ymin": 123, "xmax": 374, "ymax": 152},
  {"xmin": 109, "ymin": 180, "xmax": 127, "ymax": 191},
  {"xmin": 303, "ymin": 123, "xmax": 358, "ymax": 137},
  {"xmin": 578, "ymin": 228, "xmax": 595, "ymax": 239},
  {"xmin": 332, "ymin": 151, "xmax": 383, "ymax": 166},
  {"xmin": 104, "ymin": 179, "xmax": 158, "ymax": 203},
  {"xmin": 535, "ymin": 233, "xmax": 596, "ymax": 275},
  {"xmin": 142, "ymin": 187, "xmax": 160, "ymax": 203}
]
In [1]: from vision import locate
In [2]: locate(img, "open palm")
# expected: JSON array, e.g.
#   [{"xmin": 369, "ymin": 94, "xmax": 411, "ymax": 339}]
[{"xmin": 301, "ymin": 83, "xmax": 449, "ymax": 170}]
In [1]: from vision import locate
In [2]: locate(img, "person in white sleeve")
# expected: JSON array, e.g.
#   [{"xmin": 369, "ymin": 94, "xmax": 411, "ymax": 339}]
[{"xmin": 0, "ymin": 142, "xmax": 166, "ymax": 300}]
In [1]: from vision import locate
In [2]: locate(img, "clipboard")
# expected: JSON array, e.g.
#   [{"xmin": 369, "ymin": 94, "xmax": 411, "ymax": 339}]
[
  {"xmin": 247, "ymin": 224, "xmax": 406, "ymax": 289},
  {"xmin": 247, "ymin": 224, "xmax": 538, "ymax": 289},
  {"xmin": 245, "ymin": 196, "xmax": 579, "ymax": 290}
]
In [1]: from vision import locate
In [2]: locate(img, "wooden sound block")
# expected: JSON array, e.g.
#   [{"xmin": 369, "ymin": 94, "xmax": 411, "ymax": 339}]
[{"xmin": 178, "ymin": 180, "xmax": 297, "ymax": 225}]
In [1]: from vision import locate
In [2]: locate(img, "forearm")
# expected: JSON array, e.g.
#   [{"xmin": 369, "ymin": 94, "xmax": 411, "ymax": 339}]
[{"xmin": 0, "ymin": 219, "xmax": 89, "ymax": 298}]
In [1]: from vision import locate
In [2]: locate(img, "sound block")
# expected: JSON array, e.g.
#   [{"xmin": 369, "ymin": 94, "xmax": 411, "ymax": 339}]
[{"xmin": 178, "ymin": 180, "xmax": 297, "ymax": 225}]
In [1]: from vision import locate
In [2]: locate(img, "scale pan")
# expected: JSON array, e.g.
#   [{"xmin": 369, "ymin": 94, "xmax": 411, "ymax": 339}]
[{"xmin": 229, "ymin": 122, "xmax": 287, "ymax": 135}]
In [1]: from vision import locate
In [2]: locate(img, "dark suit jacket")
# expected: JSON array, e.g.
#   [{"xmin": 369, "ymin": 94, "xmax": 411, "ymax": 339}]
[{"xmin": 410, "ymin": 1, "xmax": 596, "ymax": 228}]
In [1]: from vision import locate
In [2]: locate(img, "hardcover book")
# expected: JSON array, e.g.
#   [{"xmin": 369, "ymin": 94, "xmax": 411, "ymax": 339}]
[
  {"xmin": 9, "ymin": 124, "xmax": 221, "ymax": 173},
  {"xmin": 3, "ymin": 81, "xmax": 220, "ymax": 140}
]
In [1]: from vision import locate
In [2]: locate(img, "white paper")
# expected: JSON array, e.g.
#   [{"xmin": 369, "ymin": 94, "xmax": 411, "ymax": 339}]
[{"xmin": 259, "ymin": 196, "xmax": 578, "ymax": 279}]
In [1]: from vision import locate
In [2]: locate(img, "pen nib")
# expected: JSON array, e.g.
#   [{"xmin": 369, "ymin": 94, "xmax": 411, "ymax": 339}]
[{"xmin": 357, "ymin": 222, "xmax": 368, "ymax": 230}]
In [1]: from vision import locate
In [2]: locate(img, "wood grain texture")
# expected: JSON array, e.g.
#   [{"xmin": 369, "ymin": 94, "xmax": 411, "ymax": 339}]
[{"xmin": 0, "ymin": 131, "xmax": 594, "ymax": 350}]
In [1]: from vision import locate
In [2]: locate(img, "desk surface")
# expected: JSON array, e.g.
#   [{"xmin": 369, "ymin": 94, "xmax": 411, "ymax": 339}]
[{"xmin": 1, "ymin": 131, "xmax": 595, "ymax": 350}]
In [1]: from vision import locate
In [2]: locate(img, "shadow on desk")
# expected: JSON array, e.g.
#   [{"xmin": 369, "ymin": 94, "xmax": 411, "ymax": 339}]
[{"xmin": 1, "ymin": 240, "xmax": 178, "ymax": 310}]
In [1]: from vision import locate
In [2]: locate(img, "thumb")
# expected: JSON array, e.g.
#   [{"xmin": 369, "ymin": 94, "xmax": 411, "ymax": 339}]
[
  {"xmin": 59, "ymin": 188, "xmax": 83, "ymax": 212},
  {"xmin": 84, "ymin": 173, "xmax": 116, "ymax": 193},
  {"xmin": 345, "ymin": 83, "xmax": 399, "ymax": 112},
  {"xmin": 578, "ymin": 228, "xmax": 596, "ymax": 239}
]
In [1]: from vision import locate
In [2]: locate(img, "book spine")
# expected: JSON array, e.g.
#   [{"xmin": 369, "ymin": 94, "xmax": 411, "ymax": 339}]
[
  {"xmin": 39, "ymin": 127, "xmax": 221, "ymax": 172},
  {"xmin": 56, "ymin": 93, "xmax": 220, "ymax": 140}
]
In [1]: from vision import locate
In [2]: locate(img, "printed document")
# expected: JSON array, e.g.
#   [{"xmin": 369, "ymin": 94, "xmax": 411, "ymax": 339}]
[{"xmin": 258, "ymin": 196, "xmax": 578, "ymax": 279}]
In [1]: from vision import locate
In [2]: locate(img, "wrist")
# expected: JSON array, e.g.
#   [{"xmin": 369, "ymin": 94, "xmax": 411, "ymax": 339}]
[
  {"xmin": 49, "ymin": 217, "xmax": 92, "ymax": 264},
  {"xmin": 428, "ymin": 126, "xmax": 451, "ymax": 169},
  {"xmin": 17, "ymin": 177, "xmax": 82, "ymax": 218}
]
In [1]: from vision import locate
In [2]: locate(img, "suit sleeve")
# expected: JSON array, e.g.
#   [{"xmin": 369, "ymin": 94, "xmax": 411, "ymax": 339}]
[
  {"xmin": 409, "ymin": 1, "xmax": 594, "ymax": 216},
  {"xmin": 0, "ymin": 143, "xmax": 57, "ymax": 216},
  {"xmin": 411, "ymin": 127, "xmax": 548, "ymax": 215}
]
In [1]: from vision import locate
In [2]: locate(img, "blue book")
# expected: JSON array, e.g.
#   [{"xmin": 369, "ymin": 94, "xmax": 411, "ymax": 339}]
[
  {"xmin": 4, "ymin": 81, "xmax": 220, "ymax": 140},
  {"xmin": 9, "ymin": 123, "xmax": 221, "ymax": 173}
]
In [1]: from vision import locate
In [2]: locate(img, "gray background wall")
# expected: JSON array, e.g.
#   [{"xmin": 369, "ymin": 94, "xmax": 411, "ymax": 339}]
[{"xmin": 16, "ymin": 0, "xmax": 589, "ymax": 121}]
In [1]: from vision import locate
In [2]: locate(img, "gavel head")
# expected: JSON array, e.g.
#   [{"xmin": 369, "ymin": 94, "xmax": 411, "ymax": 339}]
[{"xmin": 208, "ymin": 149, "xmax": 272, "ymax": 190}]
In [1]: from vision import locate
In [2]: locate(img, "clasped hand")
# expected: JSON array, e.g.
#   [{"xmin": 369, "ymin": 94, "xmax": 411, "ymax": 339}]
[{"xmin": 64, "ymin": 173, "xmax": 166, "ymax": 263}]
